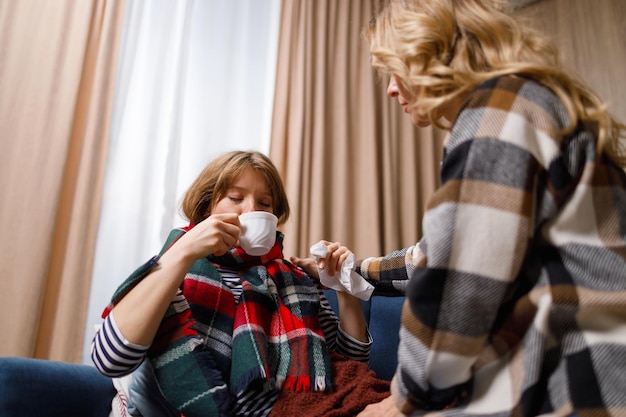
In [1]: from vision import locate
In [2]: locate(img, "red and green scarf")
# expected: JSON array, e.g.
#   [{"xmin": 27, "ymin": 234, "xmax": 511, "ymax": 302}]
[{"xmin": 103, "ymin": 227, "xmax": 332, "ymax": 417}]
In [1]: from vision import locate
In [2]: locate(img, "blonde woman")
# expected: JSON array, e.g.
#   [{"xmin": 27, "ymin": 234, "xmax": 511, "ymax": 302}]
[{"xmin": 353, "ymin": 0, "xmax": 626, "ymax": 415}]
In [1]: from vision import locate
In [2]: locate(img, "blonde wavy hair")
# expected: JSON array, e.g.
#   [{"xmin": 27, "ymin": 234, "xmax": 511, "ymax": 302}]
[{"xmin": 365, "ymin": 0, "xmax": 626, "ymax": 166}]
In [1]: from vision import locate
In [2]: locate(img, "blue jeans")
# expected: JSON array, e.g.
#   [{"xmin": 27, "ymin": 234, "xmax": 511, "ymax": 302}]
[{"xmin": 0, "ymin": 357, "xmax": 115, "ymax": 417}]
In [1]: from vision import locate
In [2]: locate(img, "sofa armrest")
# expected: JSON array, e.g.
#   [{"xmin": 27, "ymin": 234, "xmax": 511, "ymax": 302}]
[{"xmin": 0, "ymin": 357, "xmax": 115, "ymax": 417}]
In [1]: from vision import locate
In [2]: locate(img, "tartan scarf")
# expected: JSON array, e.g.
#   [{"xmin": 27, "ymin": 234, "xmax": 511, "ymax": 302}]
[{"xmin": 103, "ymin": 227, "xmax": 332, "ymax": 417}]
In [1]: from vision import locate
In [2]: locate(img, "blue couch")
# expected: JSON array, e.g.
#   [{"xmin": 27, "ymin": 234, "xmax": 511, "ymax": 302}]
[
  {"xmin": 0, "ymin": 292, "xmax": 404, "ymax": 416},
  {"xmin": 323, "ymin": 289, "xmax": 404, "ymax": 381},
  {"xmin": 0, "ymin": 357, "xmax": 116, "ymax": 417}
]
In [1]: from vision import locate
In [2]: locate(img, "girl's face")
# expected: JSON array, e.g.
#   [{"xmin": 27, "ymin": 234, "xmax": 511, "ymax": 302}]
[{"xmin": 211, "ymin": 168, "xmax": 274, "ymax": 216}]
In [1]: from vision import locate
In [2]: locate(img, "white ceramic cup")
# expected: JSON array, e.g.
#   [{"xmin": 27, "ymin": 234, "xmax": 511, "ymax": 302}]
[{"xmin": 238, "ymin": 211, "xmax": 278, "ymax": 256}]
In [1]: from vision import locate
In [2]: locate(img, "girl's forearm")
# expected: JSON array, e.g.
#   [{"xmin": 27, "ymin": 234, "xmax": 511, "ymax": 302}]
[{"xmin": 336, "ymin": 291, "xmax": 368, "ymax": 343}]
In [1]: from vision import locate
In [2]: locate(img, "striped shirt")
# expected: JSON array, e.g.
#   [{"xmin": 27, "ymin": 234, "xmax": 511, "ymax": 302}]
[{"xmin": 92, "ymin": 268, "xmax": 370, "ymax": 416}]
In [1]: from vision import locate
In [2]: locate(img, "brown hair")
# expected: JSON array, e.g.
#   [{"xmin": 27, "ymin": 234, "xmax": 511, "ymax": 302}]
[
  {"xmin": 365, "ymin": 0, "xmax": 625, "ymax": 166},
  {"xmin": 181, "ymin": 150, "xmax": 290, "ymax": 225}
]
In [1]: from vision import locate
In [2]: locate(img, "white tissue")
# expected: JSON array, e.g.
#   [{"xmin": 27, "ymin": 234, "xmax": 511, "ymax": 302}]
[{"xmin": 310, "ymin": 241, "xmax": 374, "ymax": 301}]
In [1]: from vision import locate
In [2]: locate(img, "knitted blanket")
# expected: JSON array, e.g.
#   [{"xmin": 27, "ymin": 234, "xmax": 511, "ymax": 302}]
[
  {"xmin": 269, "ymin": 351, "xmax": 391, "ymax": 417},
  {"xmin": 103, "ymin": 228, "xmax": 332, "ymax": 417}
]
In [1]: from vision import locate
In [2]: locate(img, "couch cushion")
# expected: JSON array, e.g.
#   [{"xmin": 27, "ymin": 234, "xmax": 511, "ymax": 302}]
[
  {"xmin": 322, "ymin": 290, "xmax": 403, "ymax": 381},
  {"xmin": 367, "ymin": 295, "xmax": 404, "ymax": 380}
]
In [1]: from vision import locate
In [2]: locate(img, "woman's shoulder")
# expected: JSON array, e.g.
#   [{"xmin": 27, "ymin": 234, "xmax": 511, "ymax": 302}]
[
  {"xmin": 447, "ymin": 75, "xmax": 569, "ymax": 157},
  {"xmin": 463, "ymin": 75, "xmax": 559, "ymax": 113},
  {"xmin": 453, "ymin": 75, "xmax": 566, "ymax": 135}
]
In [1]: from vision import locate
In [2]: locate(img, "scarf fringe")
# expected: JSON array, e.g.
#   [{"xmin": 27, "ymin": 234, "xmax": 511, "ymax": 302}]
[{"xmin": 281, "ymin": 375, "xmax": 332, "ymax": 392}]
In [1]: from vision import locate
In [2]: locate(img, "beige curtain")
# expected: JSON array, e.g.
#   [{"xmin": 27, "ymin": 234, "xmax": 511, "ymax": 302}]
[
  {"xmin": 270, "ymin": 0, "xmax": 445, "ymax": 261},
  {"xmin": 270, "ymin": 0, "xmax": 625, "ymax": 263},
  {"xmin": 0, "ymin": 0, "xmax": 125, "ymax": 362},
  {"xmin": 516, "ymin": 0, "xmax": 626, "ymax": 124}
]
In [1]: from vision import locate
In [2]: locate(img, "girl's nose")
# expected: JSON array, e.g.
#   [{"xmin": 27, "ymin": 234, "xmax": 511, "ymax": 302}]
[
  {"xmin": 241, "ymin": 198, "xmax": 256, "ymax": 214},
  {"xmin": 387, "ymin": 76, "xmax": 399, "ymax": 97}
]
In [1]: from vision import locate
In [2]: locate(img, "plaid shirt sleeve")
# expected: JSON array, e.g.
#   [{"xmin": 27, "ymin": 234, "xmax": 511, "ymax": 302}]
[{"xmin": 356, "ymin": 243, "xmax": 426, "ymax": 296}]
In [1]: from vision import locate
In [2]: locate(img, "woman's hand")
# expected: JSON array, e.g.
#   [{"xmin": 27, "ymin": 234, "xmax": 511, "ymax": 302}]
[
  {"xmin": 290, "ymin": 240, "xmax": 354, "ymax": 278},
  {"xmin": 357, "ymin": 396, "xmax": 405, "ymax": 417}
]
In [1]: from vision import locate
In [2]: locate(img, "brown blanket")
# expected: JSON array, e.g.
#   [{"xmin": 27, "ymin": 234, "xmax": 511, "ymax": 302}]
[{"xmin": 269, "ymin": 352, "xmax": 391, "ymax": 417}]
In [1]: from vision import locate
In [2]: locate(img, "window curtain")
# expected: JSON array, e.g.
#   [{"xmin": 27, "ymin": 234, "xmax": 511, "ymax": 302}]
[
  {"xmin": 269, "ymin": 0, "xmax": 446, "ymax": 261},
  {"xmin": 0, "ymin": 0, "xmax": 126, "ymax": 362},
  {"xmin": 81, "ymin": 0, "xmax": 282, "ymax": 363}
]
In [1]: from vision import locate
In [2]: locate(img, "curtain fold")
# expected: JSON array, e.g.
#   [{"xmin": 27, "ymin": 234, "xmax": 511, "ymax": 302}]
[
  {"xmin": 270, "ymin": 0, "xmax": 444, "ymax": 261},
  {"xmin": 0, "ymin": 0, "xmax": 125, "ymax": 362}
]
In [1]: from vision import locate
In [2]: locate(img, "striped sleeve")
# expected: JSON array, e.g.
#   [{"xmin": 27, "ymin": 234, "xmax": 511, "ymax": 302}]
[
  {"xmin": 91, "ymin": 311, "xmax": 150, "ymax": 377},
  {"xmin": 233, "ymin": 386, "xmax": 280, "ymax": 416},
  {"xmin": 318, "ymin": 290, "xmax": 371, "ymax": 362}
]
